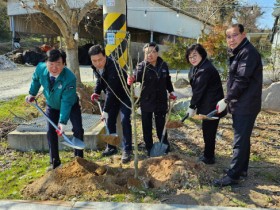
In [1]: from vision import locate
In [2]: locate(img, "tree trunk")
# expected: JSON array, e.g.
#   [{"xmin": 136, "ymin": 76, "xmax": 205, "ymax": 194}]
[
  {"xmin": 65, "ymin": 46, "xmax": 81, "ymax": 86},
  {"xmin": 130, "ymin": 78, "xmax": 139, "ymax": 178}
]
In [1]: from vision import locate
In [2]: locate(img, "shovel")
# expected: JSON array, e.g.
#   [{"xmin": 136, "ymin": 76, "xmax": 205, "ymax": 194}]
[
  {"xmin": 150, "ymin": 100, "xmax": 175, "ymax": 157},
  {"xmin": 96, "ymin": 101, "xmax": 120, "ymax": 146},
  {"xmin": 31, "ymin": 100, "xmax": 85, "ymax": 150},
  {"xmin": 197, "ymin": 109, "xmax": 218, "ymax": 120}
]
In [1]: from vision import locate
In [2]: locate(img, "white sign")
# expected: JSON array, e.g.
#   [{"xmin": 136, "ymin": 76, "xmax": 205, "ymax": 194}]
[
  {"xmin": 106, "ymin": 0, "xmax": 115, "ymax": 6},
  {"xmin": 107, "ymin": 33, "xmax": 115, "ymax": 45}
]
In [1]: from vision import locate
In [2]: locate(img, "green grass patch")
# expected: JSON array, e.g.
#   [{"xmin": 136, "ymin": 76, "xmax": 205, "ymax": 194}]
[
  {"xmin": 0, "ymin": 95, "xmax": 34, "ymax": 121},
  {"xmin": 0, "ymin": 151, "xmax": 49, "ymax": 199},
  {"xmin": 0, "ymin": 150, "xmax": 79, "ymax": 199},
  {"xmin": 250, "ymin": 154, "xmax": 265, "ymax": 162},
  {"xmin": 231, "ymin": 197, "xmax": 247, "ymax": 207}
]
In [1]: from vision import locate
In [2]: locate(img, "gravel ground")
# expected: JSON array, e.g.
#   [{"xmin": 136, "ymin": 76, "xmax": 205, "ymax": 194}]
[{"xmin": 0, "ymin": 65, "xmax": 93, "ymax": 101}]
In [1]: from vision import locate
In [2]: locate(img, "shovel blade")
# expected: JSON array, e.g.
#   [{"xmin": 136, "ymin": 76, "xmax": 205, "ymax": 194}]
[
  {"xmin": 150, "ymin": 142, "xmax": 168, "ymax": 157},
  {"xmin": 198, "ymin": 114, "xmax": 219, "ymax": 120},
  {"xmin": 99, "ymin": 133, "xmax": 120, "ymax": 146},
  {"xmin": 60, "ymin": 137, "xmax": 85, "ymax": 150}
]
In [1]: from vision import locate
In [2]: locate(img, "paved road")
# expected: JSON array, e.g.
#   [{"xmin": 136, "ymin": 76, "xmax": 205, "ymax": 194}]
[
  {"xmin": 0, "ymin": 65, "xmax": 272, "ymax": 101},
  {"xmin": 0, "ymin": 66, "xmax": 189, "ymax": 101},
  {"xmin": 0, "ymin": 65, "xmax": 93, "ymax": 101}
]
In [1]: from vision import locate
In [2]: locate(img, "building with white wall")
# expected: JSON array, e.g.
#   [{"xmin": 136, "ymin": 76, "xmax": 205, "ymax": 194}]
[{"xmin": 7, "ymin": 0, "xmax": 210, "ymax": 45}]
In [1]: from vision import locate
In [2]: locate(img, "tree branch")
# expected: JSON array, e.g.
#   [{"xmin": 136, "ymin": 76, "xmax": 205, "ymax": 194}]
[
  {"xmin": 78, "ymin": 0, "xmax": 99, "ymax": 23},
  {"xmin": 33, "ymin": 0, "xmax": 70, "ymax": 38}
]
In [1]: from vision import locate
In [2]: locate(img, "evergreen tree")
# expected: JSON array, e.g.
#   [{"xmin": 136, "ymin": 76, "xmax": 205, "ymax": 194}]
[{"xmin": 0, "ymin": 1, "xmax": 11, "ymax": 41}]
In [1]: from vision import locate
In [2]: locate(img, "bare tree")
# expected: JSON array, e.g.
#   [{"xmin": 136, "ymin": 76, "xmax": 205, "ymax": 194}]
[
  {"xmin": 23, "ymin": 0, "xmax": 99, "ymax": 85},
  {"xmin": 157, "ymin": 0, "xmax": 238, "ymax": 42},
  {"xmin": 235, "ymin": 5, "xmax": 263, "ymax": 32}
]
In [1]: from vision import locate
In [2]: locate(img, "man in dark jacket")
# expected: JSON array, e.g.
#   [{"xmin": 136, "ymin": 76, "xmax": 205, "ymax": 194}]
[
  {"xmin": 128, "ymin": 42, "xmax": 176, "ymax": 156},
  {"xmin": 89, "ymin": 44, "xmax": 132, "ymax": 164},
  {"xmin": 214, "ymin": 23, "xmax": 263, "ymax": 186}
]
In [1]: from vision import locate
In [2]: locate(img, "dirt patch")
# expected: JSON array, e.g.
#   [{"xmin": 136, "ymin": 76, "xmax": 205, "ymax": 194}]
[
  {"xmin": 19, "ymin": 110, "xmax": 280, "ymax": 208},
  {"xmin": 2, "ymin": 107, "xmax": 280, "ymax": 208},
  {"xmin": 22, "ymin": 154, "xmax": 213, "ymax": 201},
  {"xmin": 22, "ymin": 157, "xmax": 131, "ymax": 200}
]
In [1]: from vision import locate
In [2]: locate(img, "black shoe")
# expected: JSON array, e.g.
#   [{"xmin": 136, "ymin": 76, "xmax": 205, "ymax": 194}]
[
  {"xmin": 213, "ymin": 175, "xmax": 239, "ymax": 187},
  {"xmin": 198, "ymin": 155, "xmax": 215, "ymax": 164},
  {"xmin": 102, "ymin": 148, "xmax": 118, "ymax": 157},
  {"xmin": 223, "ymin": 169, "xmax": 248, "ymax": 177},
  {"xmin": 47, "ymin": 163, "xmax": 62, "ymax": 172},
  {"xmin": 121, "ymin": 151, "xmax": 132, "ymax": 164},
  {"xmin": 146, "ymin": 149, "xmax": 151, "ymax": 158},
  {"xmin": 75, "ymin": 150, "xmax": 84, "ymax": 158}
]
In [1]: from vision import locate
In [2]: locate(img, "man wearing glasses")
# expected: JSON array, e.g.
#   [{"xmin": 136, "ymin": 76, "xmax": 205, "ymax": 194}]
[{"xmin": 214, "ymin": 23, "xmax": 263, "ymax": 186}]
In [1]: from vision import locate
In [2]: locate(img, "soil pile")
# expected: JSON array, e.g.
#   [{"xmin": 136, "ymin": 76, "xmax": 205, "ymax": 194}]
[{"xmin": 22, "ymin": 154, "xmax": 212, "ymax": 200}]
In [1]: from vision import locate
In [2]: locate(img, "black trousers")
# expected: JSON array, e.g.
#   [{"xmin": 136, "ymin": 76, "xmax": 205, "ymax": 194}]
[
  {"xmin": 106, "ymin": 97, "xmax": 132, "ymax": 152},
  {"xmin": 46, "ymin": 101, "xmax": 84, "ymax": 166},
  {"xmin": 141, "ymin": 111, "xmax": 170, "ymax": 153},
  {"xmin": 227, "ymin": 113, "xmax": 257, "ymax": 179},
  {"xmin": 202, "ymin": 119, "xmax": 220, "ymax": 159}
]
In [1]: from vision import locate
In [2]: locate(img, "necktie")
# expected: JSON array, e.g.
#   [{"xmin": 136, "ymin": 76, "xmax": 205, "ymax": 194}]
[{"xmin": 50, "ymin": 76, "xmax": 56, "ymax": 87}]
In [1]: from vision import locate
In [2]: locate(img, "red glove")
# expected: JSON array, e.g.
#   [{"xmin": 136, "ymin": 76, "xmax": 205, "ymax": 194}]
[
  {"xmin": 91, "ymin": 93, "xmax": 100, "ymax": 103},
  {"xmin": 169, "ymin": 92, "xmax": 177, "ymax": 100},
  {"xmin": 127, "ymin": 75, "xmax": 135, "ymax": 85},
  {"xmin": 25, "ymin": 95, "xmax": 35, "ymax": 103},
  {"xmin": 55, "ymin": 123, "xmax": 65, "ymax": 136}
]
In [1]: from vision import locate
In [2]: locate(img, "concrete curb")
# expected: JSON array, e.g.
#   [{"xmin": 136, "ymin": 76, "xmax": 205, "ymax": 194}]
[{"xmin": 0, "ymin": 200, "xmax": 273, "ymax": 210}]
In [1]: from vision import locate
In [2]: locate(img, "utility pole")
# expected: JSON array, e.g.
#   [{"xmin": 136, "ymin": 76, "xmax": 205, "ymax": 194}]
[
  {"xmin": 103, "ymin": 0, "xmax": 128, "ymax": 142},
  {"xmin": 103, "ymin": 0, "xmax": 127, "ymax": 68}
]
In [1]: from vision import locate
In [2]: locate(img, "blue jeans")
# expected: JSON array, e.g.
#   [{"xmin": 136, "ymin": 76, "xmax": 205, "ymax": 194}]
[
  {"xmin": 227, "ymin": 113, "xmax": 258, "ymax": 179},
  {"xmin": 106, "ymin": 98, "xmax": 132, "ymax": 152},
  {"xmin": 46, "ymin": 100, "xmax": 84, "ymax": 165}
]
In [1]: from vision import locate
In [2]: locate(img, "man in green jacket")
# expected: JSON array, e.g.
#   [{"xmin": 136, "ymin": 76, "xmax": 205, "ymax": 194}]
[{"xmin": 25, "ymin": 49, "xmax": 84, "ymax": 169}]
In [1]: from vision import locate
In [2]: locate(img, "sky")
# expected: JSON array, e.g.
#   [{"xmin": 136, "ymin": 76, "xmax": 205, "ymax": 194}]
[{"xmin": 244, "ymin": 0, "xmax": 276, "ymax": 29}]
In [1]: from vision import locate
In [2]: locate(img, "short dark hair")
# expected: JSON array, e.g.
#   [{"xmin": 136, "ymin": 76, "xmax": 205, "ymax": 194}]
[
  {"xmin": 185, "ymin": 43, "xmax": 207, "ymax": 64},
  {"xmin": 228, "ymin": 23, "xmax": 244, "ymax": 33},
  {"xmin": 88, "ymin": 44, "xmax": 106, "ymax": 56},
  {"xmin": 143, "ymin": 42, "xmax": 159, "ymax": 52},
  {"xmin": 46, "ymin": 49, "xmax": 66, "ymax": 64}
]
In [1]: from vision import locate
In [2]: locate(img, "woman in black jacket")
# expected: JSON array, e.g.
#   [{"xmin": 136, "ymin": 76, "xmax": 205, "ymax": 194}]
[{"xmin": 186, "ymin": 43, "xmax": 226, "ymax": 164}]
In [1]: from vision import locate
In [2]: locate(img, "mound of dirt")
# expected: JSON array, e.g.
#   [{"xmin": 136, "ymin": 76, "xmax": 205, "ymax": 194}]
[{"xmin": 22, "ymin": 154, "xmax": 213, "ymax": 200}]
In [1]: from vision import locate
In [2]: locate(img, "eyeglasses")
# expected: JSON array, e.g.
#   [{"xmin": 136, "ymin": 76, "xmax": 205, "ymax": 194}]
[
  {"xmin": 144, "ymin": 50, "xmax": 157, "ymax": 55},
  {"xmin": 226, "ymin": 33, "xmax": 240, "ymax": 40},
  {"xmin": 189, "ymin": 54, "xmax": 198, "ymax": 60}
]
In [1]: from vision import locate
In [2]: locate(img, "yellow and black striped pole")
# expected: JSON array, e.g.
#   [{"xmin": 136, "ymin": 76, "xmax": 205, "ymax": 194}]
[{"xmin": 103, "ymin": 0, "xmax": 127, "ymax": 68}]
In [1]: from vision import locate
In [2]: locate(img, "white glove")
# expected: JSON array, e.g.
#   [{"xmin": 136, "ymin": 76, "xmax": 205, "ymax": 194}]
[
  {"xmin": 186, "ymin": 107, "xmax": 196, "ymax": 118},
  {"xmin": 216, "ymin": 99, "xmax": 227, "ymax": 113},
  {"xmin": 56, "ymin": 123, "xmax": 66, "ymax": 136},
  {"xmin": 101, "ymin": 111, "xmax": 108, "ymax": 121}
]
